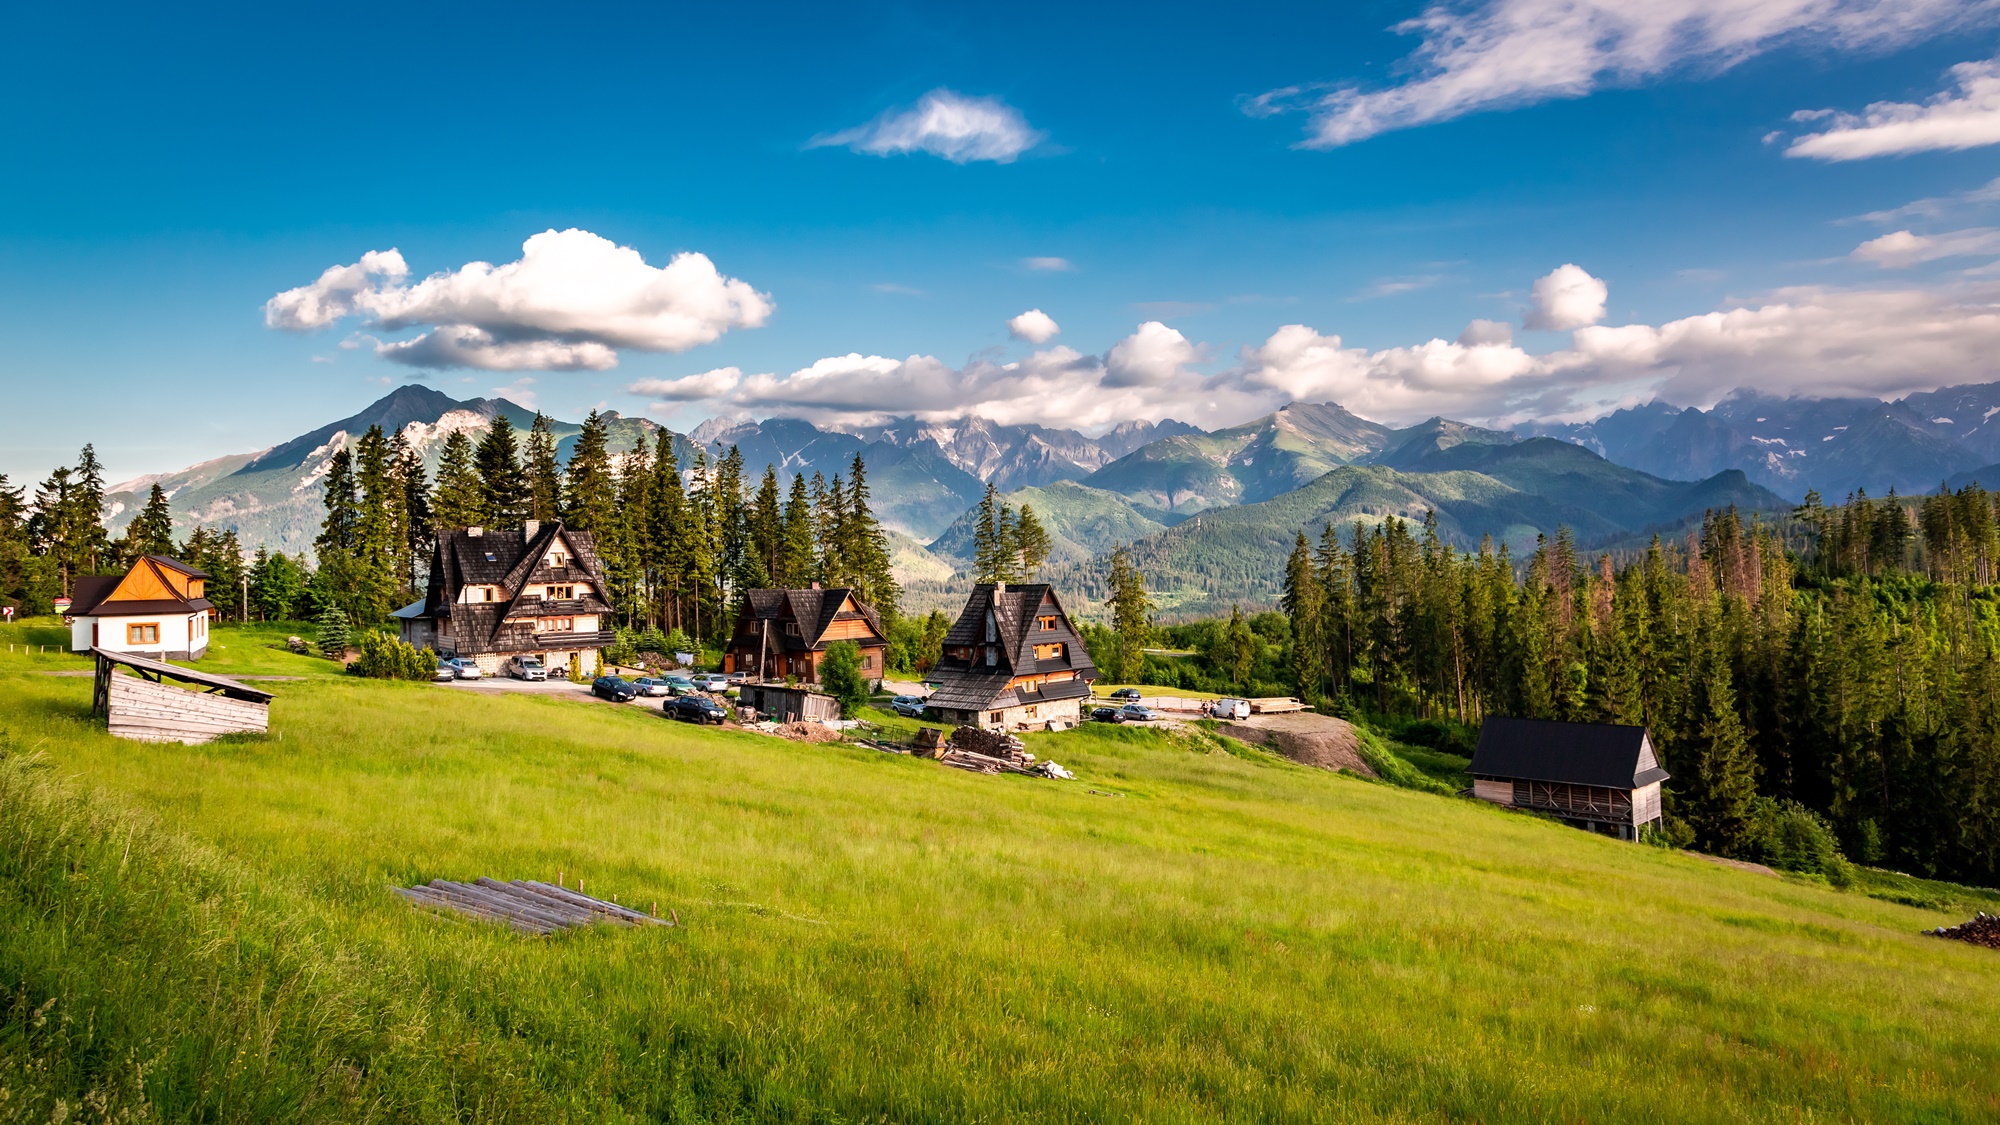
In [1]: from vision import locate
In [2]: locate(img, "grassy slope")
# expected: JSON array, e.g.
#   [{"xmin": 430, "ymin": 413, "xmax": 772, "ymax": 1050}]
[{"xmin": 3, "ymin": 655, "xmax": 2000, "ymax": 1121}]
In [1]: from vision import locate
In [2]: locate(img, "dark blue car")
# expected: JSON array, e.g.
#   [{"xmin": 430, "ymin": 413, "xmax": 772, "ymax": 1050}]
[{"xmin": 591, "ymin": 675, "xmax": 639, "ymax": 703}]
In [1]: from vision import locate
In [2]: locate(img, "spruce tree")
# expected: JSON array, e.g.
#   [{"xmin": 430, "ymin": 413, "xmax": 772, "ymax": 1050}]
[
  {"xmin": 433, "ymin": 429, "xmax": 484, "ymax": 530},
  {"xmin": 524, "ymin": 412, "xmax": 565, "ymax": 524},
  {"xmin": 70, "ymin": 445, "xmax": 110, "ymax": 576},
  {"xmin": 351, "ymin": 425, "xmax": 400, "ymax": 620},
  {"xmin": 474, "ymin": 414, "xmax": 527, "ymax": 529},
  {"xmin": 391, "ymin": 428, "xmax": 433, "ymax": 593},
  {"xmin": 972, "ymin": 482, "xmax": 1002, "ymax": 583},
  {"xmin": 124, "ymin": 483, "xmax": 177, "ymax": 559},
  {"xmin": 749, "ymin": 466, "xmax": 783, "ymax": 587},
  {"xmin": 0, "ymin": 474, "xmax": 29, "ymax": 614},
  {"xmin": 1013, "ymin": 503, "xmax": 1051, "ymax": 580},
  {"xmin": 845, "ymin": 453, "xmax": 898, "ymax": 620},
  {"xmin": 1281, "ymin": 531, "xmax": 1323, "ymax": 701},
  {"xmin": 779, "ymin": 473, "xmax": 815, "ymax": 588},
  {"xmin": 563, "ymin": 410, "xmax": 617, "ymax": 534},
  {"xmin": 314, "ymin": 446, "xmax": 361, "ymax": 619},
  {"xmin": 1107, "ymin": 546, "xmax": 1153, "ymax": 684}
]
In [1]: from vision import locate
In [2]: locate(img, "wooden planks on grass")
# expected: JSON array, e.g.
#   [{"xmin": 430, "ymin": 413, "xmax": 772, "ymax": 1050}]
[
  {"xmin": 107, "ymin": 672, "xmax": 268, "ymax": 744},
  {"xmin": 394, "ymin": 877, "xmax": 675, "ymax": 935}
]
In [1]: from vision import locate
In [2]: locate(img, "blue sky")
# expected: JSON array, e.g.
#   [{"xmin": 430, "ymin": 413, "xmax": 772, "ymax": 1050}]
[{"xmin": 6, "ymin": 0, "xmax": 2000, "ymax": 486}]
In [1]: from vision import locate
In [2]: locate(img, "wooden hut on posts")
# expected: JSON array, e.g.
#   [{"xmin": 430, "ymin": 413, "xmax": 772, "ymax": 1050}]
[
  {"xmin": 91, "ymin": 647, "xmax": 273, "ymax": 744},
  {"xmin": 1468, "ymin": 717, "xmax": 1668, "ymax": 840}
]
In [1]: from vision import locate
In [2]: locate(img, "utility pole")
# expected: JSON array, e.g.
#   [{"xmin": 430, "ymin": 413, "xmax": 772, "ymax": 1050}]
[{"xmin": 241, "ymin": 572, "xmax": 249, "ymax": 623}]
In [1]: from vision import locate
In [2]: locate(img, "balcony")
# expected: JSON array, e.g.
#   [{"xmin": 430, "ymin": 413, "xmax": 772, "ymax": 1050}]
[{"xmin": 532, "ymin": 629, "xmax": 616, "ymax": 648}]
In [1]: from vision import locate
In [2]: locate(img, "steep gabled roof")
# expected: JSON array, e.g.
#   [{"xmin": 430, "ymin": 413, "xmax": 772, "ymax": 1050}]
[
  {"xmin": 1471, "ymin": 717, "xmax": 1669, "ymax": 789},
  {"xmin": 734, "ymin": 587, "xmax": 886, "ymax": 650},
  {"xmin": 67, "ymin": 575, "xmax": 122, "ymax": 617},
  {"xmin": 70, "ymin": 557, "xmax": 211, "ymax": 618},
  {"xmin": 940, "ymin": 582, "xmax": 1096, "ymax": 680}
]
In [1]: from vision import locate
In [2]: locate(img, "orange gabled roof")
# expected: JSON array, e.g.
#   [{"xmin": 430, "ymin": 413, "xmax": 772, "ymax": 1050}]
[{"xmin": 91, "ymin": 556, "xmax": 209, "ymax": 613}]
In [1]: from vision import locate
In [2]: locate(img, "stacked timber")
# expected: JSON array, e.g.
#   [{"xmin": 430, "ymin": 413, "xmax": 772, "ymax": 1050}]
[
  {"xmin": 1927, "ymin": 911, "xmax": 2000, "ymax": 949},
  {"xmin": 394, "ymin": 877, "xmax": 675, "ymax": 935},
  {"xmin": 948, "ymin": 725, "xmax": 1026, "ymax": 761},
  {"xmin": 1249, "ymin": 697, "xmax": 1307, "ymax": 714},
  {"xmin": 107, "ymin": 672, "xmax": 268, "ymax": 744}
]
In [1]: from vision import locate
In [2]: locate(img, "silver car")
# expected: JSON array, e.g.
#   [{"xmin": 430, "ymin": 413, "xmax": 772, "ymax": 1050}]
[
  {"xmin": 508, "ymin": 656, "xmax": 548, "ymax": 681},
  {"xmin": 691, "ymin": 673, "xmax": 730, "ymax": 692},
  {"xmin": 444, "ymin": 657, "xmax": 483, "ymax": 680}
]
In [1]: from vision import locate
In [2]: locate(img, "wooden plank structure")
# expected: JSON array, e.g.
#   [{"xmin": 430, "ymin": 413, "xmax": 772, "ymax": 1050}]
[
  {"xmin": 1468, "ymin": 717, "xmax": 1668, "ymax": 841},
  {"xmin": 91, "ymin": 647, "xmax": 273, "ymax": 744},
  {"xmin": 393, "ymin": 877, "xmax": 675, "ymax": 935},
  {"xmin": 738, "ymin": 682, "xmax": 840, "ymax": 724}
]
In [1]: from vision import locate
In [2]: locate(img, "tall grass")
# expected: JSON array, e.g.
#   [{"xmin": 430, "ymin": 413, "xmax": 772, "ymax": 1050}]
[{"xmin": 3, "ymin": 668, "xmax": 2000, "ymax": 1121}]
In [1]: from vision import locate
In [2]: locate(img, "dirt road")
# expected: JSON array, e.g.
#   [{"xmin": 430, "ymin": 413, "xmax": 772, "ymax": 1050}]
[{"xmin": 1217, "ymin": 712, "xmax": 1376, "ymax": 776}]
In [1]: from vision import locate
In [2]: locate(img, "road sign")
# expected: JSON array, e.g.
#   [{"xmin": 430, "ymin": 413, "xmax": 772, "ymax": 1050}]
[
  {"xmin": 53, "ymin": 597, "xmax": 71, "ymax": 615},
  {"xmin": 1, "ymin": 606, "xmax": 12, "ymax": 620}
]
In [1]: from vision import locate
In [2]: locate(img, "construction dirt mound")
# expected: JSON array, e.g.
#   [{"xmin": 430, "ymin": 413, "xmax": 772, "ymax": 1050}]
[
  {"xmin": 1219, "ymin": 713, "xmax": 1374, "ymax": 777},
  {"xmin": 774, "ymin": 722, "xmax": 842, "ymax": 744}
]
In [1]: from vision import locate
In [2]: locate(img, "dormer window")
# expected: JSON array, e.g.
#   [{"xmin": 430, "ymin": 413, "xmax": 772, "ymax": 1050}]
[
  {"xmin": 546, "ymin": 585, "xmax": 575, "ymax": 600},
  {"xmin": 785, "ymin": 621, "xmax": 800, "ymax": 636},
  {"xmin": 1038, "ymin": 615, "xmax": 1058, "ymax": 631},
  {"xmin": 985, "ymin": 611, "xmax": 997, "ymax": 642}
]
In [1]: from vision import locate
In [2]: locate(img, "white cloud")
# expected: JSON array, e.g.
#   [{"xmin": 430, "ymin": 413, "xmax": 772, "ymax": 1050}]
[
  {"xmin": 264, "ymin": 229, "xmax": 772, "ymax": 370},
  {"xmin": 1007, "ymin": 308, "xmax": 1061, "ymax": 344},
  {"xmin": 812, "ymin": 89, "xmax": 1044, "ymax": 164},
  {"xmin": 627, "ymin": 325, "xmax": 1266, "ymax": 431},
  {"xmin": 1247, "ymin": 0, "xmax": 1987, "ymax": 147},
  {"xmin": 1104, "ymin": 322, "xmax": 1201, "ymax": 387},
  {"xmin": 1852, "ymin": 227, "xmax": 2000, "ymax": 267},
  {"xmin": 1525, "ymin": 264, "xmax": 1608, "ymax": 330},
  {"xmin": 1457, "ymin": 319, "xmax": 1515, "ymax": 346},
  {"xmin": 1855, "ymin": 175, "xmax": 2000, "ymax": 222},
  {"xmin": 1790, "ymin": 56, "xmax": 2000, "ymax": 160},
  {"xmin": 1023, "ymin": 256, "xmax": 1074, "ymax": 272}
]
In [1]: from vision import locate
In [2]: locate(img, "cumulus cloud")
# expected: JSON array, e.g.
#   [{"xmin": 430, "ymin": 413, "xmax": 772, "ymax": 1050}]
[
  {"xmin": 1007, "ymin": 308, "xmax": 1061, "ymax": 343},
  {"xmin": 626, "ymin": 325, "xmax": 1270, "ymax": 431},
  {"xmin": 1247, "ymin": 0, "xmax": 1985, "ymax": 148},
  {"xmin": 812, "ymin": 89, "xmax": 1044, "ymax": 164},
  {"xmin": 264, "ymin": 229, "xmax": 772, "ymax": 370},
  {"xmin": 1790, "ymin": 56, "xmax": 2000, "ymax": 160},
  {"xmin": 1023, "ymin": 256, "xmax": 1074, "ymax": 272},
  {"xmin": 1525, "ymin": 264, "xmax": 1608, "ymax": 330},
  {"xmin": 1852, "ymin": 227, "xmax": 2000, "ymax": 267},
  {"xmin": 1457, "ymin": 319, "xmax": 1515, "ymax": 346},
  {"xmin": 1104, "ymin": 322, "xmax": 1201, "ymax": 387}
]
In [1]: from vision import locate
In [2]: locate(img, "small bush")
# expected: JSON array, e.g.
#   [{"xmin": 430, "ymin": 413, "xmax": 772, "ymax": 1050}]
[
  {"xmin": 820, "ymin": 641, "xmax": 868, "ymax": 719},
  {"xmin": 1745, "ymin": 798, "xmax": 1851, "ymax": 881},
  {"xmin": 349, "ymin": 630, "xmax": 436, "ymax": 681}
]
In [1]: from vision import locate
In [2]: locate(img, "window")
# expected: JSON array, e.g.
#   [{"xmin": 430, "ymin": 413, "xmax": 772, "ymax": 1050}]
[
  {"xmin": 482, "ymin": 588, "xmax": 495, "ymax": 602},
  {"xmin": 1038, "ymin": 615, "xmax": 1058, "ymax": 630},
  {"xmin": 550, "ymin": 552, "xmax": 568, "ymax": 568},
  {"xmin": 861, "ymin": 653, "xmax": 874, "ymax": 669},
  {"xmin": 1034, "ymin": 642, "xmax": 1065, "ymax": 661},
  {"xmin": 547, "ymin": 617, "xmax": 575, "ymax": 632},
  {"xmin": 126, "ymin": 623, "xmax": 159, "ymax": 645},
  {"xmin": 547, "ymin": 585, "xmax": 575, "ymax": 600},
  {"xmin": 985, "ymin": 645, "xmax": 996, "ymax": 666},
  {"xmin": 985, "ymin": 611, "xmax": 997, "ymax": 642},
  {"xmin": 785, "ymin": 622, "xmax": 800, "ymax": 636}
]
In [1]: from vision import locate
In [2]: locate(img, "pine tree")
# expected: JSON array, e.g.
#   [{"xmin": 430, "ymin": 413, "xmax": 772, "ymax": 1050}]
[
  {"xmin": 649, "ymin": 431, "xmax": 688, "ymax": 629},
  {"xmin": 474, "ymin": 414, "xmax": 527, "ymax": 529},
  {"xmin": 779, "ymin": 473, "xmax": 814, "ymax": 588},
  {"xmin": 845, "ymin": 454, "xmax": 899, "ymax": 620},
  {"xmin": 314, "ymin": 446, "xmax": 361, "ymax": 619},
  {"xmin": 972, "ymin": 482, "xmax": 1002, "ymax": 583},
  {"xmin": 1223, "ymin": 604, "xmax": 1256, "ymax": 687},
  {"xmin": 1677, "ymin": 622, "xmax": 1761, "ymax": 853},
  {"xmin": 1107, "ymin": 546, "xmax": 1153, "ymax": 684},
  {"xmin": 314, "ymin": 602, "xmax": 352, "ymax": 657},
  {"xmin": 70, "ymin": 445, "xmax": 110, "ymax": 576},
  {"xmin": 351, "ymin": 425, "xmax": 401, "ymax": 620},
  {"xmin": 391, "ymin": 429, "xmax": 433, "ymax": 593},
  {"xmin": 524, "ymin": 412, "xmax": 565, "ymax": 524},
  {"xmin": 563, "ymin": 410, "xmax": 617, "ymax": 534},
  {"xmin": 1281, "ymin": 531, "xmax": 1323, "ymax": 701},
  {"xmin": 123, "ymin": 483, "xmax": 176, "ymax": 559},
  {"xmin": 0, "ymin": 474, "xmax": 29, "ymax": 614},
  {"xmin": 433, "ymin": 429, "xmax": 484, "ymax": 530},
  {"xmin": 749, "ymin": 465, "xmax": 783, "ymax": 587},
  {"xmin": 1014, "ymin": 503, "xmax": 1051, "ymax": 581}
]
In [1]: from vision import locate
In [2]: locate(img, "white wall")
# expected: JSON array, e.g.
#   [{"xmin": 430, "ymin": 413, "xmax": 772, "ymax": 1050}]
[{"xmin": 75, "ymin": 613, "xmax": 207, "ymax": 658}]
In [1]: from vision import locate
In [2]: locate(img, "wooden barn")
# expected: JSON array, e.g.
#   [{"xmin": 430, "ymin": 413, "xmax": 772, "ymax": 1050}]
[
  {"xmin": 925, "ymin": 581, "xmax": 1097, "ymax": 732},
  {"xmin": 723, "ymin": 586, "xmax": 888, "ymax": 685},
  {"xmin": 91, "ymin": 648, "xmax": 272, "ymax": 744},
  {"xmin": 736, "ymin": 682, "xmax": 841, "ymax": 724},
  {"xmin": 1469, "ymin": 717, "xmax": 1668, "ymax": 840}
]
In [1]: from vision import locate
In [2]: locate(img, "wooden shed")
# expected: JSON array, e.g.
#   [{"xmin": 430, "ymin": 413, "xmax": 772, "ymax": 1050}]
[
  {"xmin": 91, "ymin": 647, "xmax": 273, "ymax": 744},
  {"xmin": 1469, "ymin": 717, "xmax": 1668, "ymax": 840},
  {"xmin": 736, "ymin": 682, "xmax": 839, "ymax": 724}
]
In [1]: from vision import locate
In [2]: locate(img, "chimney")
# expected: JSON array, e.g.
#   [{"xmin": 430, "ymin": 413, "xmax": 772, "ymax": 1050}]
[
  {"xmin": 810, "ymin": 581, "xmax": 820, "ymax": 590},
  {"xmin": 524, "ymin": 518, "xmax": 540, "ymax": 537},
  {"xmin": 995, "ymin": 580, "xmax": 1006, "ymax": 594},
  {"xmin": 467, "ymin": 526, "xmax": 484, "ymax": 537}
]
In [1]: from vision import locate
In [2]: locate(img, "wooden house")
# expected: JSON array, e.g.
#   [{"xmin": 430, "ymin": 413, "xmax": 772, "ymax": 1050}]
[
  {"xmin": 723, "ymin": 586, "xmax": 888, "ymax": 684},
  {"xmin": 92, "ymin": 647, "xmax": 272, "ymax": 744},
  {"xmin": 1469, "ymin": 717, "xmax": 1668, "ymax": 840},
  {"xmin": 925, "ymin": 582, "xmax": 1097, "ymax": 731},
  {"xmin": 402, "ymin": 520, "xmax": 616, "ymax": 676},
  {"xmin": 67, "ymin": 555, "xmax": 216, "ymax": 660}
]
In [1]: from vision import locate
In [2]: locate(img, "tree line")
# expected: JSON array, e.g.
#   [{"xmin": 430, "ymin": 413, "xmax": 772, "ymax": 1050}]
[{"xmin": 1273, "ymin": 487, "xmax": 2000, "ymax": 886}]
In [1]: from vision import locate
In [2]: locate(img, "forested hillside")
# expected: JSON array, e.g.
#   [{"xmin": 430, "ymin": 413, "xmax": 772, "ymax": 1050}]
[{"xmin": 1271, "ymin": 488, "xmax": 2000, "ymax": 886}]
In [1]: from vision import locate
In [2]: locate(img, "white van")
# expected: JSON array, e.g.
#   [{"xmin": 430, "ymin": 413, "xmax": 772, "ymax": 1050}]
[
  {"xmin": 1209, "ymin": 698, "xmax": 1251, "ymax": 720},
  {"xmin": 508, "ymin": 656, "xmax": 548, "ymax": 681}
]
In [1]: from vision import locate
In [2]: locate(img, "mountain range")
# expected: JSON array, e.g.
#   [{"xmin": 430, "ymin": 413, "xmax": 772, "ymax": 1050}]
[{"xmin": 100, "ymin": 379, "xmax": 2000, "ymax": 618}]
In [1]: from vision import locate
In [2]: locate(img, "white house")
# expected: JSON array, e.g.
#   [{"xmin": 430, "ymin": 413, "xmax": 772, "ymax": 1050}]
[{"xmin": 68, "ymin": 555, "xmax": 216, "ymax": 661}]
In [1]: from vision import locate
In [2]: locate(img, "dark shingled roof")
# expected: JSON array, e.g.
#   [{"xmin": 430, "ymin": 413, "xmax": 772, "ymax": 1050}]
[
  {"xmin": 67, "ymin": 575, "xmax": 122, "ymax": 617},
  {"xmin": 733, "ymin": 587, "xmax": 885, "ymax": 652},
  {"xmin": 82, "ymin": 598, "xmax": 216, "ymax": 617},
  {"xmin": 937, "ymin": 582, "xmax": 1097, "ymax": 681},
  {"xmin": 143, "ymin": 555, "xmax": 211, "ymax": 579},
  {"xmin": 1471, "ymin": 717, "xmax": 1670, "ymax": 789}
]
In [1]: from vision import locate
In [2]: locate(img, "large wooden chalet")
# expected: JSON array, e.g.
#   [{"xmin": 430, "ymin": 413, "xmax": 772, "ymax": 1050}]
[
  {"xmin": 926, "ymin": 581, "xmax": 1097, "ymax": 731},
  {"xmin": 400, "ymin": 520, "xmax": 615, "ymax": 676},
  {"xmin": 1469, "ymin": 717, "xmax": 1669, "ymax": 840},
  {"xmin": 67, "ymin": 555, "xmax": 215, "ymax": 661},
  {"xmin": 723, "ymin": 586, "xmax": 888, "ymax": 684}
]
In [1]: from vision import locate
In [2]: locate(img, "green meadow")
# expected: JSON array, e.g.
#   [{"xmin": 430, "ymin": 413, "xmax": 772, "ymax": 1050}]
[{"xmin": 3, "ymin": 622, "xmax": 2000, "ymax": 1121}]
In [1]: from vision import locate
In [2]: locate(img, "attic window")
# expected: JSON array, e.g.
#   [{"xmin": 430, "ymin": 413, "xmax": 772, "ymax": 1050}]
[
  {"xmin": 1038, "ymin": 615, "xmax": 1058, "ymax": 630},
  {"xmin": 786, "ymin": 622, "xmax": 800, "ymax": 636}
]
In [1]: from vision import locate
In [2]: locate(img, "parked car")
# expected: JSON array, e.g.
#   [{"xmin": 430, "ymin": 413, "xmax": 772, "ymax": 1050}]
[
  {"xmin": 507, "ymin": 655, "xmax": 548, "ymax": 681},
  {"xmin": 666, "ymin": 695, "xmax": 729, "ymax": 724},
  {"xmin": 1208, "ymin": 698, "xmax": 1251, "ymax": 720},
  {"xmin": 890, "ymin": 695, "xmax": 929, "ymax": 718},
  {"xmin": 631, "ymin": 676, "xmax": 672, "ymax": 697},
  {"xmin": 591, "ymin": 675, "xmax": 639, "ymax": 703},
  {"xmin": 662, "ymin": 674, "xmax": 697, "ymax": 696},
  {"xmin": 432, "ymin": 660, "xmax": 457, "ymax": 682},
  {"xmin": 1089, "ymin": 706, "xmax": 1123, "ymax": 723},
  {"xmin": 1118, "ymin": 703, "xmax": 1160, "ymax": 722},
  {"xmin": 726, "ymin": 670, "xmax": 751, "ymax": 684},
  {"xmin": 691, "ymin": 673, "xmax": 730, "ymax": 692},
  {"xmin": 443, "ymin": 657, "xmax": 483, "ymax": 680},
  {"xmin": 1108, "ymin": 687, "xmax": 1141, "ymax": 702}
]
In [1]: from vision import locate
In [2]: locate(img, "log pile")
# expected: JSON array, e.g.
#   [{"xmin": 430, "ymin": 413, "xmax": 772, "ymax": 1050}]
[
  {"xmin": 1926, "ymin": 911, "xmax": 2000, "ymax": 949},
  {"xmin": 939, "ymin": 726, "xmax": 1074, "ymax": 779},
  {"xmin": 394, "ymin": 877, "xmax": 674, "ymax": 935},
  {"xmin": 948, "ymin": 725, "xmax": 1026, "ymax": 761}
]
